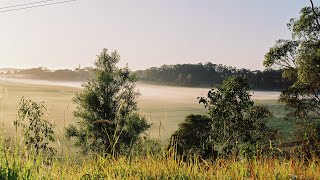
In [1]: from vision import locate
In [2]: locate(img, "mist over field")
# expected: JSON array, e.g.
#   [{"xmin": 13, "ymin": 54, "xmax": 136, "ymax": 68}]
[
  {"xmin": 1, "ymin": 77, "xmax": 281, "ymax": 99},
  {"xmin": 0, "ymin": 78, "xmax": 280, "ymax": 141}
]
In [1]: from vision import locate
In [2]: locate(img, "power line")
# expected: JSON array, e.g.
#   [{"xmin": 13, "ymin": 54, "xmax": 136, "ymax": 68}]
[
  {"xmin": 0, "ymin": 0, "xmax": 78, "ymax": 13},
  {"xmin": 0, "ymin": 0, "xmax": 58, "ymax": 10}
]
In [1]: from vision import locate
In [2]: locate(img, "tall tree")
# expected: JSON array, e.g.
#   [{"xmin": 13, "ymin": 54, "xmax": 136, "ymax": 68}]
[
  {"xmin": 65, "ymin": 49, "xmax": 150, "ymax": 155},
  {"xmin": 264, "ymin": 1, "xmax": 320, "ymax": 158},
  {"xmin": 264, "ymin": 2, "xmax": 320, "ymax": 119}
]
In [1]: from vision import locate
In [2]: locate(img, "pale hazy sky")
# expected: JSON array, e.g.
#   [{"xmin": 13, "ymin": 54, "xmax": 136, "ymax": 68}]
[{"xmin": 0, "ymin": 0, "xmax": 313, "ymax": 70}]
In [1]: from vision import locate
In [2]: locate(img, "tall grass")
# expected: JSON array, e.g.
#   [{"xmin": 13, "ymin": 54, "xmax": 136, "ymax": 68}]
[{"xmin": 0, "ymin": 133, "xmax": 320, "ymax": 180}]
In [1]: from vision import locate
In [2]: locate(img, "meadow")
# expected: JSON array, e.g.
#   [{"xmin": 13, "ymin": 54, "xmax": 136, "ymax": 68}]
[
  {"xmin": 0, "ymin": 79, "xmax": 313, "ymax": 179},
  {"xmin": 0, "ymin": 79, "xmax": 292, "ymax": 144}
]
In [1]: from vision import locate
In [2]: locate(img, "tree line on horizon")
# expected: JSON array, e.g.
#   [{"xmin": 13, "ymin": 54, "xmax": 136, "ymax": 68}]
[
  {"xmin": 1, "ymin": 62, "xmax": 293, "ymax": 91},
  {"xmin": 135, "ymin": 63, "xmax": 293, "ymax": 90}
]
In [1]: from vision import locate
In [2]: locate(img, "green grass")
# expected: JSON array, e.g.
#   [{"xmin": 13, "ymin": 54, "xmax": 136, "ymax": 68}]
[
  {"xmin": 0, "ymin": 81, "xmax": 293, "ymax": 145},
  {"xmin": 255, "ymin": 99, "xmax": 295, "ymax": 142},
  {"xmin": 0, "ymin": 81, "xmax": 318, "ymax": 179}
]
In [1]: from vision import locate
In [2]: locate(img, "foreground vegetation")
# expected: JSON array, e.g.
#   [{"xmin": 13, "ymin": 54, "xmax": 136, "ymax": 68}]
[{"xmin": 1, "ymin": 136, "xmax": 320, "ymax": 179}]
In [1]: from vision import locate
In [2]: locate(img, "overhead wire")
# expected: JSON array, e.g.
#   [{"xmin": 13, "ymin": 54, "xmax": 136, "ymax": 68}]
[
  {"xmin": 0, "ymin": 0, "xmax": 58, "ymax": 10},
  {"xmin": 0, "ymin": 0, "xmax": 78, "ymax": 13}
]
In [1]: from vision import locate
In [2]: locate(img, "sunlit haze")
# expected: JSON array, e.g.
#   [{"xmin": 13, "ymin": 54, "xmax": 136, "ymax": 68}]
[{"xmin": 0, "ymin": 0, "xmax": 312, "ymax": 70}]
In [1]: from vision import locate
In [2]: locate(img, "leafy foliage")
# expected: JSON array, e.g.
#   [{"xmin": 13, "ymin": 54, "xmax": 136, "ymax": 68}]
[
  {"xmin": 201, "ymin": 77, "xmax": 278, "ymax": 156},
  {"xmin": 264, "ymin": 4, "xmax": 320, "ymax": 120},
  {"xmin": 293, "ymin": 120, "xmax": 320, "ymax": 159},
  {"xmin": 171, "ymin": 77, "xmax": 278, "ymax": 159},
  {"xmin": 14, "ymin": 97, "xmax": 56, "ymax": 155},
  {"xmin": 65, "ymin": 49, "xmax": 150, "ymax": 155},
  {"xmin": 170, "ymin": 115, "xmax": 215, "ymax": 159},
  {"xmin": 264, "ymin": 2, "xmax": 320, "ymax": 159}
]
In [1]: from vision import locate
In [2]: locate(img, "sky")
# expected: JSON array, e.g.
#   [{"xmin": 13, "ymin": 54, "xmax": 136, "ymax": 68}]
[{"xmin": 0, "ymin": 0, "xmax": 314, "ymax": 70}]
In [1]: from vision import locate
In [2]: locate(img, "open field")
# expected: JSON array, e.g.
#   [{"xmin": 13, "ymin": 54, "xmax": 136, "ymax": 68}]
[{"xmin": 0, "ymin": 79, "xmax": 291, "ymax": 147}]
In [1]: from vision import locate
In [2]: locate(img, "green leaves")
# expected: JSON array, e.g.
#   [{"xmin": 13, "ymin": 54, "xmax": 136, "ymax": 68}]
[
  {"xmin": 170, "ymin": 115, "xmax": 214, "ymax": 159},
  {"xmin": 172, "ymin": 77, "xmax": 277, "ymax": 159},
  {"xmin": 264, "ymin": 3, "xmax": 320, "ymax": 121},
  {"xmin": 264, "ymin": 2, "xmax": 320, "ymax": 159},
  {"xmin": 65, "ymin": 49, "xmax": 150, "ymax": 155},
  {"xmin": 264, "ymin": 40, "xmax": 299, "ymax": 80},
  {"xmin": 200, "ymin": 77, "xmax": 276, "ymax": 156},
  {"xmin": 14, "ymin": 97, "xmax": 56, "ymax": 156},
  {"xmin": 288, "ymin": 6, "xmax": 320, "ymax": 40}
]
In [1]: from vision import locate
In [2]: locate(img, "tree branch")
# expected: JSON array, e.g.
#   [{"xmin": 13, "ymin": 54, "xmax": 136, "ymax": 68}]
[
  {"xmin": 310, "ymin": 0, "xmax": 320, "ymax": 30},
  {"xmin": 314, "ymin": 92, "xmax": 320, "ymax": 101}
]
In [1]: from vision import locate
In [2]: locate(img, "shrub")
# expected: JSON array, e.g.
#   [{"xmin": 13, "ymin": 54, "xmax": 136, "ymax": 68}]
[
  {"xmin": 171, "ymin": 77, "xmax": 279, "ymax": 159},
  {"xmin": 170, "ymin": 114, "xmax": 216, "ymax": 159},
  {"xmin": 293, "ymin": 119, "xmax": 320, "ymax": 159},
  {"xmin": 14, "ymin": 97, "xmax": 56, "ymax": 156}
]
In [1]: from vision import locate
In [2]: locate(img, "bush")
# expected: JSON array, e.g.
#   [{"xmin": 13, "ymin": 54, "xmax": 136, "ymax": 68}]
[
  {"xmin": 14, "ymin": 97, "xmax": 56, "ymax": 157},
  {"xmin": 169, "ymin": 115, "xmax": 216, "ymax": 159},
  {"xmin": 170, "ymin": 77, "xmax": 279, "ymax": 159},
  {"xmin": 293, "ymin": 119, "xmax": 320, "ymax": 159}
]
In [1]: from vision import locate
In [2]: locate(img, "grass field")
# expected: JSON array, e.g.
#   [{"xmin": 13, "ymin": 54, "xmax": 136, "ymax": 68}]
[
  {"xmin": 0, "ymin": 80, "xmax": 311, "ymax": 179},
  {"xmin": 0, "ymin": 79, "xmax": 292, "ymax": 148}
]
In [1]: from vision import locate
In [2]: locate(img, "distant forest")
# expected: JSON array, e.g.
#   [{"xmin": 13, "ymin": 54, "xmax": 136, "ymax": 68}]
[
  {"xmin": 0, "ymin": 67, "xmax": 92, "ymax": 81},
  {"xmin": 1, "ymin": 63, "xmax": 292, "ymax": 90},
  {"xmin": 135, "ymin": 62, "xmax": 292, "ymax": 90}
]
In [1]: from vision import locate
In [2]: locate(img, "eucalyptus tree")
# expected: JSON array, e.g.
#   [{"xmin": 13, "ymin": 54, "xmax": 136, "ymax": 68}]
[
  {"xmin": 264, "ymin": 1, "xmax": 320, "ymax": 120},
  {"xmin": 264, "ymin": 1, "xmax": 320, "ymax": 158}
]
